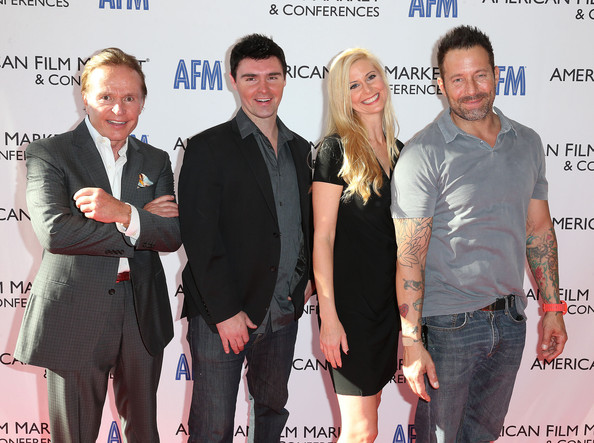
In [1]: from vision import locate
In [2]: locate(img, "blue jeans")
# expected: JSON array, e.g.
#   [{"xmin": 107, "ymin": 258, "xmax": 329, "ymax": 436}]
[
  {"xmin": 187, "ymin": 314, "xmax": 298, "ymax": 443},
  {"xmin": 415, "ymin": 297, "xmax": 526, "ymax": 443}
]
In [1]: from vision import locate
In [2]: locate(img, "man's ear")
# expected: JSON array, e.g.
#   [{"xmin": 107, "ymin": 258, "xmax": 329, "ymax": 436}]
[
  {"xmin": 229, "ymin": 72, "xmax": 238, "ymax": 91},
  {"xmin": 437, "ymin": 77, "xmax": 446, "ymax": 97}
]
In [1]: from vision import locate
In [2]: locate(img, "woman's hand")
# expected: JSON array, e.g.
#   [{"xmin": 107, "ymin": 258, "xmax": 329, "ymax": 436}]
[{"xmin": 320, "ymin": 316, "xmax": 349, "ymax": 368}]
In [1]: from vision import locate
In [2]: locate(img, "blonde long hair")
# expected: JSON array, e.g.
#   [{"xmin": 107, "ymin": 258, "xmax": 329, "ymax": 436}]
[{"xmin": 325, "ymin": 48, "xmax": 399, "ymax": 204}]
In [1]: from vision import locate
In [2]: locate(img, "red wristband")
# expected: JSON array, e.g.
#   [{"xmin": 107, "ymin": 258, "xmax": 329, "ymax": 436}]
[{"xmin": 543, "ymin": 300, "xmax": 567, "ymax": 315}]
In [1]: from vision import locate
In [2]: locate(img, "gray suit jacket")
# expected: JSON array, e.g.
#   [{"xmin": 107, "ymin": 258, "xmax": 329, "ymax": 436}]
[{"xmin": 14, "ymin": 120, "xmax": 181, "ymax": 371}]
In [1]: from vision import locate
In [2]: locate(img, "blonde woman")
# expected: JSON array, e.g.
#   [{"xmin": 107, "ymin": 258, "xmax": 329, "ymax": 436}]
[{"xmin": 313, "ymin": 48, "xmax": 402, "ymax": 442}]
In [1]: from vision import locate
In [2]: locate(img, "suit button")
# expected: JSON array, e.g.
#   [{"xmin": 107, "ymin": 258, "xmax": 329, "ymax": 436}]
[
  {"xmin": 109, "ymin": 289, "xmax": 115, "ymax": 295},
  {"xmin": 270, "ymin": 266, "xmax": 277, "ymax": 272},
  {"xmin": 273, "ymin": 232, "xmax": 280, "ymax": 238}
]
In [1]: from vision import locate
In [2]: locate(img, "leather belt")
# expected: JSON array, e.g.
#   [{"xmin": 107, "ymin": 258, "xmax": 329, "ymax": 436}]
[
  {"xmin": 480, "ymin": 294, "xmax": 514, "ymax": 311},
  {"xmin": 116, "ymin": 271, "xmax": 130, "ymax": 283}
]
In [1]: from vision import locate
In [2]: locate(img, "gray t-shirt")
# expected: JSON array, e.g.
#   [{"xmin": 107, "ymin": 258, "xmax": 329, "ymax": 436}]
[{"xmin": 391, "ymin": 107, "xmax": 548, "ymax": 317}]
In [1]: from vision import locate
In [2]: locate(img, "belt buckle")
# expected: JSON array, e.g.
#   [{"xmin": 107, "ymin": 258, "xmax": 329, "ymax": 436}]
[{"xmin": 480, "ymin": 294, "xmax": 512, "ymax": 312}]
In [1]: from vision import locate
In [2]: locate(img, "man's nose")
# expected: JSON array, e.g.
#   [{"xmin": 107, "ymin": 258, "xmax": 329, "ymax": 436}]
[
  {"xmin": 112, "ymin": 103, "xmax": 124, "ymax": 115},
  {"xmin": 258, "ymin": 81, "xmax": 270, "ymax": 93},
  {"xmin": 466, "ymin": 79, "xmax": 479, "ymax": 95}
]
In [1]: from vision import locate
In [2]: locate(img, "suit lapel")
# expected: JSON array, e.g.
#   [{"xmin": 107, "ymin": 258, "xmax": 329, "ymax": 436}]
[
  {"xmin": 121, "ymin": 136, "xmax": 144, "ymax": 203},
  {"xmin": 72, "ymin": 121, "xmax": 113, "ymax": 193},
  {"xmin": 233, "ymin": 119, "xmax": 278, "ymax": 223}
]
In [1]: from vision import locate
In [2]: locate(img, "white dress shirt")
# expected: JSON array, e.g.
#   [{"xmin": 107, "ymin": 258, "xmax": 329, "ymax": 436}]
[{"xmin": 85, "ymin": 117, "xmax": 141, "ymax": 273}]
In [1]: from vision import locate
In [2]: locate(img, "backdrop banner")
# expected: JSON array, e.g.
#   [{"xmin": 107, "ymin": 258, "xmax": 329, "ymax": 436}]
[{"xmin": 1, "ymin": 1, "xmax": 592, "ymax": 442}]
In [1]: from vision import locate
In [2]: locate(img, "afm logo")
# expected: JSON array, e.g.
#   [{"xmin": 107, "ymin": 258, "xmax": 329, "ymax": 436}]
[
  {"xmin": 107, "ymin": 421, "xmax": 123, "ymax": 443},
  {"xmin": 174, "ymin": 60, "xmax": 223, "ymax": 91},
  {"xmin": 393, "ymin": 424, "xmax": 416, "ymax": 443},
  {"xmin": 130, "ymin": 133, "xmax": 149, "ymax": 144},
  {"xmin": 497, "ymin": 66, "xmax": 526, "ymax": 96},
  {"xmin": 99, "ymin": 0, "xmax": 149, "ymax": 10},
  {"xmin": 409, "ymin": 0, "xmax": 458, "ymax": 17}
]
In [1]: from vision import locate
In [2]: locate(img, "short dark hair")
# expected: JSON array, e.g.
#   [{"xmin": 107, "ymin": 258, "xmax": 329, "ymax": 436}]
[
  {"xmin": 229, "ymin": 34, "xmax": 287, "ymax": 80},
  {"xmin": 437, "ymin": 26, "xmax": 495, "ymax": 77},
  {"xmin": 81, "ymin": 47, "xmax": 147, "ymax": 98}
]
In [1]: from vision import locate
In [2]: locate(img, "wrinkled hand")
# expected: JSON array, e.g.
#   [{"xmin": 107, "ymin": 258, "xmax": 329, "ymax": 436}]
[
  {"xmin": 73, "ymin": 187, "xmax": 130, "ymax": 224},
  {"xmin": 402, "ymin": 343, "xmax": 439, "ymax": 402},
  {"xmin": 143, "ymin": 195, "xmax": 178, "ymax": 218},
  {"xmin": 540, "ymin": 312, "xmax": 567, "ymax": 362},
  {"xmin": 319, "ymin": 317, "xmax": 348, "ymax": 368},
  {"xmin": 215, "ymin": 311, "xmax": 257, "ymax": 354}
]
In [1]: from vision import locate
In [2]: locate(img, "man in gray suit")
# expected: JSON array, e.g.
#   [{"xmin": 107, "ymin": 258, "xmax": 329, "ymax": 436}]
[{"xmin": 14, "ymin": 48, "xmax": 181, "ymax": 442}]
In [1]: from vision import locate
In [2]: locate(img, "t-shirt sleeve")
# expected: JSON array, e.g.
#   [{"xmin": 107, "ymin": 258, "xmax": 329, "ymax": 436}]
[
  {"xmin": 391, "ymin": 142, "xmax": 439, "ymax": 219},
  {"xmin": 531, "ymin": 134, "xmax": 548, "ymax": 200},
  {"xmin": 313, "ymin": 136, "xmax": 345, "ymax": 186}
]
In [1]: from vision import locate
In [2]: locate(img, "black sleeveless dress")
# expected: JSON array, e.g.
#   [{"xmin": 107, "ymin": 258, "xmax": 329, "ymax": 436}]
[{"xmin": 313, "ymin": 136, "xmax": 401, "ymax": 396}]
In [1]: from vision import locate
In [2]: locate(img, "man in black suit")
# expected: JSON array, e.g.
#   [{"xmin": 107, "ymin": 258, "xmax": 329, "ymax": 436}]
[
  {"xmin": 14, "ymin": 48, "xmax": 181, "ymax": 442},
  {"xmin": 179, "ymin": 34, "xmax": 313, "ymax": 442}
]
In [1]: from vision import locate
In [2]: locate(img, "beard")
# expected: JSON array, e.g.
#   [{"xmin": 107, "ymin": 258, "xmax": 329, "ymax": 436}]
[{"xmin": 450, "ymin": 92, "xmax": 494, "ymax": 122}]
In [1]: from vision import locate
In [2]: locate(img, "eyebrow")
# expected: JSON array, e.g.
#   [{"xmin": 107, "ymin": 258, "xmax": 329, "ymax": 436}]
[
  {"xmin": 241, "ymin": 72, "xmax": 283, "ymax": 78},
  {"xmin": 350, "ymin": 70, "xmax": 376, "ymax": 84},
  {"xmin": 448, "ymin": 68, "xmax": 490, "ymax": 78}
]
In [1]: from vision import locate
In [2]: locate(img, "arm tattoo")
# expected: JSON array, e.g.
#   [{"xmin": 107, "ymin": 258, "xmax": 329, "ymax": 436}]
[
  {"xmin": 404, "ymin": 325, "xmax": 419, "ymax": 337},
  {"xmin": 395, "ymin": 218, "xmax": 431, "ymax": 335},
  {"xmin": 403, "ymin": 279, "xmax": 423, "ymax": 291},
  {"xmin": 395, "ymin": 218, "xmax": 433, "ymax": 269},
  {"xmin": 399, "ymin": 304, "xmax": 409, "ymax": 318},
  {"xmin": 526, "ymin": 226, "xmax": 559, "ymax": 304}
]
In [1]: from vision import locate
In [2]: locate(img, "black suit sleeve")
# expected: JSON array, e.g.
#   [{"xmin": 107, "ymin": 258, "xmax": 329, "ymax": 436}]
[{"xmin": 178, "ymin": 134, "xmax": 242, "ymax": 324}]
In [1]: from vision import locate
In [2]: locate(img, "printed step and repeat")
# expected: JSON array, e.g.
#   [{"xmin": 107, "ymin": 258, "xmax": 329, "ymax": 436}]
[{"xmin": 1, "ymin": 1, "xmax": 592, "ymax": 442}]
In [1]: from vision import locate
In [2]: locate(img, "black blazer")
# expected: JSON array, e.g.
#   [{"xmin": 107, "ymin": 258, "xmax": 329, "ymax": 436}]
[
  {"xmin": 179, "ymin": 116, "xmax": 312, "ymax": 331},
  {"xmin": 14, "ymin": 121, "xmax": 181, "ymax": 371}
]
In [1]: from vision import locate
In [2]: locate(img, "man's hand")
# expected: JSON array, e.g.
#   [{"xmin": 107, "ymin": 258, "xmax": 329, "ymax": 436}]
[
  {"xmin": 215, "ymin": 311, "xmax": 257, "ymax": 354},
  {"xmin": 402, "ymin": 343, "xmax": 439, "ymax": 402},
  {"xmin": 319, "ymin": 316, "xmax": 348, "ymax": 369},
  {"xmin": 540, "ymin": 312, "xmax": 568, "ymax": 362},
  {"xmin": 143, "ymin": 195, "xmax": 178, "ymax": 218},
  {"xmin": 73, "ymin": 187, "xmax": 130, "ymax": 225}
]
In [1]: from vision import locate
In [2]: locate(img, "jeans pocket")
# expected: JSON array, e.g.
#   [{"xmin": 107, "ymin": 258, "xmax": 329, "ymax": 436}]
[
  {"xmin": 506, "ymin": 300, "xmax": 527, "ymax": 324},
  {"xmin": 424, "ymin": 312, "xmax": 468, "ymax": 331},
  {"xmin": 423, "ymin": 313, "xmax": 469, "ymax": 355}
]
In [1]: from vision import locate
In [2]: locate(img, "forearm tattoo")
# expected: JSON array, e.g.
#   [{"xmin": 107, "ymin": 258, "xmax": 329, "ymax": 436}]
[
  {"xmin": 399, "ymin": 303, "xmax": 409, "ymax": 318},
  {"xmin": 403, "ymin": 279, "xmax": 423, "ymax": 291},
  {"xmin": 526, "ymin": 226, "xmax": 560, "ymax": 303}
]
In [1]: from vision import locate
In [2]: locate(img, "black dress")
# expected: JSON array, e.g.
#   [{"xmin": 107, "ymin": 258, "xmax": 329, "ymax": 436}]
[{"xmin": 313, "ymin": 136, "xmax": 401, "ymax": 396}]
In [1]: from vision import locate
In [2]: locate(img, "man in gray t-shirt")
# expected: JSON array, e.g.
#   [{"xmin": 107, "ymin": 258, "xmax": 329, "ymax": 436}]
[{"xmin": 391, "ymin": 26, "xmax": 567, "ymax": 442}]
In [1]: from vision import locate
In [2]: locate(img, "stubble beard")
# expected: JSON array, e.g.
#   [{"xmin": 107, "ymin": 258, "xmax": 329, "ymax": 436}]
[{"xmin": 451, "ymin": 93, "xmax": 495, "ymax": 122}]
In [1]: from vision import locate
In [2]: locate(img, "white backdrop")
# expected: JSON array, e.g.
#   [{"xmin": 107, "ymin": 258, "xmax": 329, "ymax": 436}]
[{"xmin": 1, "ymin": 1, "xmax": 593, "ymax": 442}]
